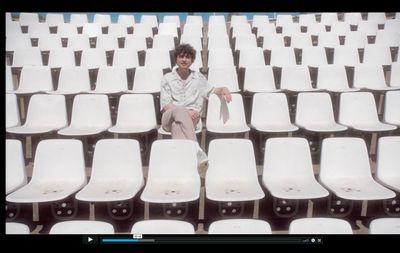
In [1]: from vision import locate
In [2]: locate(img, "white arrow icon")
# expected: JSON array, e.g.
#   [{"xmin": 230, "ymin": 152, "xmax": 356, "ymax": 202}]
[{"xmin": 88, "ymin": 237, "xmax": 93, "ymax": 242}]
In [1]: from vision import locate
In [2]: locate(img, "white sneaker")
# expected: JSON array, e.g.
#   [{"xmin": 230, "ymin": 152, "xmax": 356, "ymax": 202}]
[{"xmin": 195, "ymin": 143, "xmax": 209, "ymax": 177}]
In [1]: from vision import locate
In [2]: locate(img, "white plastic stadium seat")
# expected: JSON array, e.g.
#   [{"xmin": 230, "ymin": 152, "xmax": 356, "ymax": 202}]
[
  {"xmin": 319, "ymin": 137, "xmax": 396, "ymax": 201},
  {"xmin": 6, "ymin": 139, "xmax": 87, "ymax": 203},
  {"xmin": 140, "ymin": 140, "xmax": 200, "ymax": 203},
  {"xmin": 6, "ymin": 93, "xmax": 20, "ymax": 129},
  {"xmin": 262, "ymin": 138, "xmax": 329, "ymax": 200},
  {"xmin": 131, "ymin": 220, "xmax": 195, "ymax": 234},
  {"xmin": 289, "ymin": 218, "xmax": 353, "ymax": 234},
  {"xmin": 369, "ymin": 218, "xmax": 400, "ymax": 234},
  {"xmin": 383, "ymin": 91, "xmax": 400, "ymax": 127},
  {"xmin": 6, "ymin": 139, "xmax": 27, "ymax": 195},
  {"xmin": 6, "ymin": 222, "xmax": 30, "ymax": 234},
  {"xmin": 50, "ymin": 220, "xmax": 114, "ymax": 234},
  {"xmin": 208, "ymin": 219, "xmax": 272, "ymax": 234},
  {"xmin": 205, "ymin": 139, "xmax": 264, "ymax": 202},
  {"xmin": 376, "ymin": 136, "xmax": 400, "ymax": 192},
  {"xmin": 76, "ymin": 139, "xmax": 144, "ymax": 202}
]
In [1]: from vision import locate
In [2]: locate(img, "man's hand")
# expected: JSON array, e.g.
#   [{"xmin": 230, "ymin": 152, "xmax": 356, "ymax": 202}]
[
  {"xmin": 188, "ymin": 110, "xmax": 200, "ymax": 121},
  {"xmin": 214, "ymin": 87, "xmax": 232, "ymax": 102}
]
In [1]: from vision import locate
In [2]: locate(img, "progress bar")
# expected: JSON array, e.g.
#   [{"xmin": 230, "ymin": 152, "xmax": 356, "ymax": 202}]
[{"xmin": 98, "ymin": 236, "xmax": 322, "ymax": 244}]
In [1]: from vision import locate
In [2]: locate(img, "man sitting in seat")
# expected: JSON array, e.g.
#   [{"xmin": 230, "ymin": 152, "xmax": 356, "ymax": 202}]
[{"xmin": 160, "ymin": 43, "xmax": 232, "ymax": 169}]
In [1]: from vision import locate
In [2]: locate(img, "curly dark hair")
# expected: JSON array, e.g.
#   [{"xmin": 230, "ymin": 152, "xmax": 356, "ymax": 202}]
[{"xmin": 173, "ymin": 43, "xmax": 196, "ymax": 61}]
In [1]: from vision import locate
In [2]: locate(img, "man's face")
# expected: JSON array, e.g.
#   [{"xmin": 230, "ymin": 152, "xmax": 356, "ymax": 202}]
[{"xmin": 176, "ymin": 53, "xmax": 193, "ymax": 69}]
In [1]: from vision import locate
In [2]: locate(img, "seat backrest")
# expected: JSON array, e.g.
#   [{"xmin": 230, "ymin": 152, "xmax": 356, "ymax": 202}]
[
  {"xmin": 363, "ymin": 44, "xmax": 393, "ymax": 65},
  {"xmin": 344, "ymin": 12, "xmax": 363, "ymax": 26},
  {"xmin": 147, "ymin": 139, "xmax": 199, "ymax": 181},
  {"xmin": 383, "ymin": 90, "xmax": 400, "ymax": 125},
  {"xmin": 6, "ymin": 34, "xmax": 33, "ymax": 51},
  {"xmin": 82, "ymin": 23, "xmax": 103, "ymax": 37},
  {"xmin": 299, "ymin": 13, "xmax": 317, "ymax": 26},
  {"xmin": 367, "ymin": 12, "xmax": 386, "ymax": 25},
  {"xmin": 28, "ymin": 23, "xmax": 50, "ymax": 38},
  {"xmin": 6, "ymin": 93, "xmax": 20, "ymax": 128},
  {"xmin": 330, "ymin": 21, "xmax": 351, "ymax": 36},
  {"xmin": 353, "ymin": 63, "xmax": 387, "ymax": 89},
  {"xmin": 275, "ymin": 14, "xmax": 293, "ymax": 27},
  {"xmin": 301, "ymin": 46, "xmax": 328, "ymax": 67},
  {"xmin": 238, "ymin": 47, "xmax": 266, "ymax": 68},
  {"xmin": 163, "ymin": 16, "xmax": 180, "ymax": 29},
  {"xmin": 207, "ymin": 139, "xmax": 259, "ymax": 181},
  {"xmin": 263, "ymin": 138, "xmax": 315, "ymax": 182},
  {"xmin": 112, "ymin": 48, "xmax": 139, "ymax": 68},
  {"xmin": 123, "ymin": 35, "xmax": 147, "ymax": 51},
  {"xmin": 234, "ymin": 34, "xmax": 258, "ymax": 52},
  {"xmin": 389, "ymin": 63, "xmax": 400, "ymax": 87},
  {"xmin": 320, "ymin": 13, "xmax": 339, "ymax": 26},
  {"xmin": 152, "ymin": 34, "xmax": 175, "ymax": 50},
  {"xmin": 133, "ymin": 23, "xmax": 153, "ymax": 38},
  {"xmin": 17, "ymin": 66, "xmax": 54, "ymax": 92},
  {"xmin": 12, "ymin": 48, "xmax": 43, "ymax": 67},
  {"xmin": 19, "ymin": 12, "xmax": 39, "ymax": 26},
  {"xmin": 290, "ymin": 33, "xmax": 313, "ymax": 48},
  {"xmin": 357, "ymin": 20, "xmax": 379, "ymax": 36},
  {"xmin": 320, "ymin": 137, "xmax": 373, "ymax": 182},
  {"xmin": 69, "ymin": 94, "xmax": 112, "ymax": 129},
  {"xmin": 252, "ymin": 15, "xmax": 270, "ymax": 29},
  {"xmin": 344, "ymin": 31, "xmax": 368, "ymax": 48},
  {"xmin": 80, "ymin": 48, "xmax": 108, "ymax": 68},
  {"xmin": 57, "ymin": 66, "xmax": 91, "ymax": 93},
  {"xmin": 95, "ymin": 35, "xmax": 119, "ymax": 50},
  {"xmin": 94, "ymin": 67, "xmax": 128, "ymax": 93},
  {"xmin": 69, "ymin": 14, "xmax": 88, "ymax": 26},
  {"xmin": 93, "ymin": 14, "xmax": 111, "ymax": 26},
  {"xmin": 261, "ymin": 34, "xmax": 285, "ymax": 49},
  {"xmin": 48, "ymin": 48, "xmax": 76, "ymax": 68},
  {"xmin": 114, "ymin": 94, "xmax": 157, "ymax": 129},
  {"xmin": 45, "ymin": 13, "xmax": 65, "ymax": 26},
  {"xmin": 339, "ymin": 92, "xmax": 380, "ymax": 126},
  {"xmin": 117, "ymin": 15, "xmax": 135, "ymax": 27},
  {"xmin": 30, "ymin": 139, "xmax": 87, "ymax": 186},
  {"xmin": 6, "ymin": 66, "xmax": 14, "ymax": 92},
  {"xmin": 206, "ymin": 93, "xmax": 247, "ymax": 130},
  {"xmin": 6, "ymin": 139, "xmax": 27, "ymax": 195},
  {"xmin": 207, "ymin": 67, "xmax": 239, "ymax": 92},
  {"xmin": 144, "ymin": 49, "xmax": 172, "ymax": 69},
  {"xmin": 376, "ymin": 136, "xmax": 400, "ymax": 188},
  {"xmin": 333, "ymin": 46, "xmax": 360, "ymax": 66},
  {"xmin": 38, "ymin": 34, "xmax": 63, "ymax": 51},
  {"xmin": 182, "ymin": 23, "xmax": 203, "ymax": 38},
  {"xmin": 270, "ymin": 46, "xmax": 296, "ymax": 67},
  {"xmin": 207, "ymin": 48, "xmax": 234, "ymax": 68},
  {"xmin": 295, "ymin": 92, "xmax": 337, "ymax": 126},
  {"xmin": 140, "ymin": 15, "xmax": 158, "ymax": 29},
  {"xmin": 280, "ymin": 65, "xmax": 313, "ymax": 90},
  {"xmin": 91, "ymin": 139, "xmax": 144, "ymax": 184},
  {"xmin": 107, "ymin": 23, "xmax": 128, "ymax": 37},
  {"xmin": 66, "ymin": 35, "xmax": 91, "ymax": 51},
  {"xmin": 22, "ymin": 94, "xmax": 68, "ymax": 129},
  {"xmin": 56, "ymin": 23, "xmax": 78, "ymax": 37},
  {"xmin": 317, "ymin": 64, "xmax": 350, "ymax": 90},
  {"xmin": 375, "ymin": 30, "xmax": 400, "ymax": 47},
  {"xmin": 132, "ymin": 66, "xmax": 164, "ymax": 93},
  {"xmin": 317, "ymin": 32, "xmax": 340, "ymax": 47},
  {"xmin": 158, "ymin": 22, "xmax": 179, "ymax": 37},
  {"xmin": 243, "ymin": 66, "xmax": 276, "ymax": 92},
  {"xmin": 186, "ymin": 15, "xmax": 203, "ymax": 27},
  {"xmin": 251, "ymin": 93, "xmax": 292, "ymax": 127}
]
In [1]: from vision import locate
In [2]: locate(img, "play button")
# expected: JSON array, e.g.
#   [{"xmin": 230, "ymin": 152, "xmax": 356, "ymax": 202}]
[{"xmin": 83, "ymin": 235, "xmax": 98, "ymax": 244}]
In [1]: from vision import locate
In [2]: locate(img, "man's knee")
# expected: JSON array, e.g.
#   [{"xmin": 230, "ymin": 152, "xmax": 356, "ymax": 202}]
[{"xmin": 172, "ymin": 106, "xmax": 190, "ymax": 119}]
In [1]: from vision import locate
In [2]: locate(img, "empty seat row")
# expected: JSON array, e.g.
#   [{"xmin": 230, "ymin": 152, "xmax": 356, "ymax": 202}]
[
  {"xmin": 7, "ymin": 217, "xmax": 400, "ymax": 234},
  {"xmin": 6, "ymin": 137, "xmax": 400, "ymax": 233}
]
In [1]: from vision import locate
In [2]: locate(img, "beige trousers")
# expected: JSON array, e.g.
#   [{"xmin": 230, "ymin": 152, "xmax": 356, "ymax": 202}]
[{"xmin": 161, "ymin": 106, "xmax": 198, "ymax": 141}]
